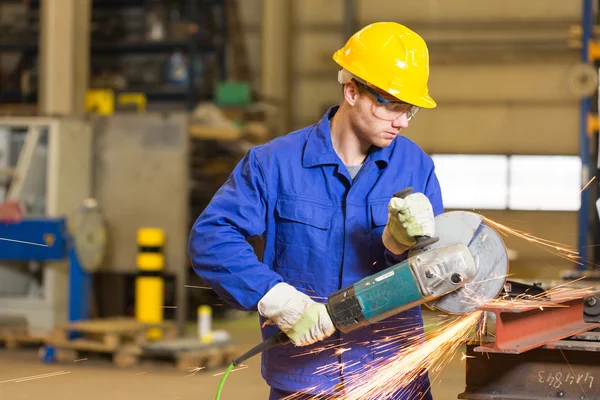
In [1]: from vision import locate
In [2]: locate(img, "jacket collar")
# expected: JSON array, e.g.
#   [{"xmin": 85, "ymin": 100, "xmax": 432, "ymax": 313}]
[{"xmin": 302, "ymin": 106, "xmax": 393, "ymax": 169}]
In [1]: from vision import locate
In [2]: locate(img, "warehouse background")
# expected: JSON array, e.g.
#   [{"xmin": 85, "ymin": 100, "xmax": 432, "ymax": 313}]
[{"xmin": 0, "ymin": 1, "xmax": 596, "ymax": 399}]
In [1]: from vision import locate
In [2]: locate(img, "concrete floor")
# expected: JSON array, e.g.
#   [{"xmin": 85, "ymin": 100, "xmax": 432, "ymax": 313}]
[{"xmin": 0, "ymin": 312, "xmax": 466, "ymax": 400}]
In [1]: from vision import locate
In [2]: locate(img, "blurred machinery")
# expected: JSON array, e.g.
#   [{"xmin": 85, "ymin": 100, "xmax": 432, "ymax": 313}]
[
  {"xmin": 0, "ymin": 0, "xmax": 264, "ymax": 335},
  {"xmin": 0, "ymin": 0, "xmax": 229, "ymax": 110},
  {"xmin": 0, "ymin": 117, "xmax": 100, "ymax": 333}
]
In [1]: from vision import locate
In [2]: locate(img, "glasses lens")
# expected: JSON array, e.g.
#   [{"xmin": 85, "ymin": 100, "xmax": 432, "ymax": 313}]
[{"xmin": 371, "ymin": 101, "xmax": 420, "ymax": 121}]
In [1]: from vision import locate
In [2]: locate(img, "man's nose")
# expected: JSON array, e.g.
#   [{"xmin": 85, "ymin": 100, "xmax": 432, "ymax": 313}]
[{"xmin": 391, "ymin": 114, "xmax": 409, "ymax": 130}]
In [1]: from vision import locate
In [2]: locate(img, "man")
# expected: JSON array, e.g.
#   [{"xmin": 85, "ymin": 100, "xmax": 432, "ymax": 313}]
[{"xmin": 189, "ymin": 22, "xmax": 443, "ymax": 399}]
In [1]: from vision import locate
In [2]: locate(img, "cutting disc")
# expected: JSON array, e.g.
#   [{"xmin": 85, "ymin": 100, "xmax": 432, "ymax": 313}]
[{"xmin": 425, "ymin": 211, "xmax": 509, "ymax": 314}]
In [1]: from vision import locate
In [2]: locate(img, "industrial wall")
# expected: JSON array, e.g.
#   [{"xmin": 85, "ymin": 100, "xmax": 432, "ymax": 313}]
[{"xmin": 244, "ymin": 0, "xmax": 585, "ymax": 280}]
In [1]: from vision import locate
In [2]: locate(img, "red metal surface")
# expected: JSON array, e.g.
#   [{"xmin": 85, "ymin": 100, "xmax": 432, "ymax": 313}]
[{"xmin": 474, "ymin": 297, "xmax": 600, "ymax": 354}]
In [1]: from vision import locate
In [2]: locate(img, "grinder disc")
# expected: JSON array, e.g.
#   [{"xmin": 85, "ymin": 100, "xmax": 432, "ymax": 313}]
[{"xmin": 425, "ymin": 211, "xmax": 509, "ymax": 314}]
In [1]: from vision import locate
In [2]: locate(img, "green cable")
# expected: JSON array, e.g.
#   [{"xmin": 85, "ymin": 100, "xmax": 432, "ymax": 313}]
[{"xmin": 215, "ymin": 363, "xmax": 235, "ymax": 400}]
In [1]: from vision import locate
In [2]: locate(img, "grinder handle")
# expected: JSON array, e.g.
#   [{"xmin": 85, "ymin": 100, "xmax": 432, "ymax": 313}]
[{"xmin": 393, "ymin": 187, "xmax": 439, "ymax": 250}]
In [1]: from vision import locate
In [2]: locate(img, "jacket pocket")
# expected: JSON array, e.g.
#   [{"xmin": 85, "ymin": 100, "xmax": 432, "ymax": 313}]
[
  {"xmin": 275, "ymin": 196, "xmax": 334, "ymax": 252},
  {"xmin": 370, "ymin": 200, "xmax": 389, "ymax": 228}
]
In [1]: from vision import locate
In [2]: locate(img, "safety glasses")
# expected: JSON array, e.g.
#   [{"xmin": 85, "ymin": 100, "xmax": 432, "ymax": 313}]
[{"xmin": 352, "ymin": 79, "xmax": 420, "ymax": 121}]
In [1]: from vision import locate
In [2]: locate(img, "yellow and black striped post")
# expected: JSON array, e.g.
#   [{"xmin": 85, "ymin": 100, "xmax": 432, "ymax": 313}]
[{"xmin": 135, "ymin": 227, "xmax": 165, "ymax": 340}]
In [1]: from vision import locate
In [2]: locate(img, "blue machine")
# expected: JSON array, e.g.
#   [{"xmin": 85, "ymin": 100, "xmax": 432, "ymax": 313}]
[
  {"xmin": 0, "ymin": 218, "xmax": 92, "ymax": 323},
  {"xmin": 0, "ymin": 218, "xmax": 92, "ymax": 363}
]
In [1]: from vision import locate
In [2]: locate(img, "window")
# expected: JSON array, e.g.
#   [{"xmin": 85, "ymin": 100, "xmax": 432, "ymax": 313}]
[
  {"xmin": 431, "ymin": 154, "xmax": 582, "ymax": 211},
  {"xmin": 432, "ymin": 155, "xmax": 508, "ymax": 210},
  {"xmin": 508, "ymin": 156, "xmax": 581, "ymax": 211}
]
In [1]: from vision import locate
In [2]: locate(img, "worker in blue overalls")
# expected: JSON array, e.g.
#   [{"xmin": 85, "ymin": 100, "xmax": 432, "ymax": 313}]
[{"xmin": 189, "ymin": 22, "xmax": 443, "ymax": 399}]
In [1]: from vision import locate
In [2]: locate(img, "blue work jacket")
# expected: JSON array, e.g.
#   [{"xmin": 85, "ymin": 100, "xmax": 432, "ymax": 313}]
[{"xmin": 189, "ymin": 106, "xmax": 444, "ymax": 397}]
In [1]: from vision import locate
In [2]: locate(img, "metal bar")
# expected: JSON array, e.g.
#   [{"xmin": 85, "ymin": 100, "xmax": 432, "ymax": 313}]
[
  {"xmin": 6, "ymin": 126, "xmax": 41, "ymax": 203},
  {"xmin": 459, "ymin": 343, "xmax": 600, "ymax": 400},
  {"xmin": 578, "ymin": 0, "xmax": 594, "ymax": 267},
  {"xmin": 475, "ymin": 296, "xmax": 600, "ymax": 354},
  {"xmin": 68, "ymin": 245, "xmax": 92, "ymax": 323}
]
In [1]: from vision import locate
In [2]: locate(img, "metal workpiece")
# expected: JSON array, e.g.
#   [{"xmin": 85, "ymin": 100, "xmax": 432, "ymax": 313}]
[
  {"xmin": 476, "ymin": 294, "xmax": 600, "ymax": 354},
  {"xmin": 410, "ymin": 242, "xmax": 477, "ymax": 299},
  {"xmin": 459, "ymin": 343, "xmax": 600, "ymax": 400},
  {"xmin": 425, "ymin": 211, "xmax": 509, "ymax": 314}
]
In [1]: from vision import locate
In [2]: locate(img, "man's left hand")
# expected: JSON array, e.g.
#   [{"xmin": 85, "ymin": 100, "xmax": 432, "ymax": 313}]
[{"xmin": 382, "ymin": 193, "xmax": 434, "ymax": 255}]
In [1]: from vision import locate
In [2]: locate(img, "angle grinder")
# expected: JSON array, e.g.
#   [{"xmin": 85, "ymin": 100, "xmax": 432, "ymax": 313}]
[{"xmin": 230, "ymin": 208, "xmax": 509, "ymax": 367}]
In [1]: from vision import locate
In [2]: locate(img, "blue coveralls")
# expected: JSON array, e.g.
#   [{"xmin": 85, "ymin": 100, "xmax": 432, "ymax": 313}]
[{"xmin": 188, "ymin": 106, "xmax": 444, "ymax": 399}]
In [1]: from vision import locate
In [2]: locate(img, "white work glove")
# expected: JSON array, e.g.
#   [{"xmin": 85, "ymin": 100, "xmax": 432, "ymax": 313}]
[
  {"xmin": 382, "ymin": 192, "xmax": 435, "ymax": 255},
  {"xmin": 258, "ymin": 282, "xmax": 335, "ymax": 347}
]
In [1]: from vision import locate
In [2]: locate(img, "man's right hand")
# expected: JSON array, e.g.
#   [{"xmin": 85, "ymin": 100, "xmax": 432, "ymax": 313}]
[{"xmin": 258, "ymin": 282, "xmax": 335, "ymax": 347}]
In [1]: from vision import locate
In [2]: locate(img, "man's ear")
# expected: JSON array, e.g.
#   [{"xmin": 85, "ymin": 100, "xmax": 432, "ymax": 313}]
[{"xmin": 342, "ymin": 81, "xmax": 360, "ymax": 106}]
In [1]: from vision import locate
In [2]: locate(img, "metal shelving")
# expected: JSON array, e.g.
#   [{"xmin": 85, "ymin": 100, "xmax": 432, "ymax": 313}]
[{"xmin": 0, "ymin": 0, "xmax": 228, "ymax": 110}]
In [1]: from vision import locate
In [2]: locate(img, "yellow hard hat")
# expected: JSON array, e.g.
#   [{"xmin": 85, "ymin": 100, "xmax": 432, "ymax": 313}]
[{"xmin": 333, "ymin": 22, "xmax": 436, "ymax": 109}]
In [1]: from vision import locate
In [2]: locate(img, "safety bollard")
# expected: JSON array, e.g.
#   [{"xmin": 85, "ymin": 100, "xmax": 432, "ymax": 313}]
[{"xmin": 135, "ymin": 227, "xmax": 165, "ymax": 340}]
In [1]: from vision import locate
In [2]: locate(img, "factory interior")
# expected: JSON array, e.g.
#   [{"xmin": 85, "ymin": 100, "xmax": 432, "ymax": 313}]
[{"xmin": 1, "ymin": 0, "xmax": 600, "ymax": 399}]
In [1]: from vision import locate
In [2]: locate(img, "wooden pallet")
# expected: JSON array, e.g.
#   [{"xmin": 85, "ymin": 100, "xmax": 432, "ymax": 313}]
[
  {"xmin": 0, "ymin": 328, "xmax": 48, "ymax": 350},
  {"xmin": 175, "ymin": 344, "xmax": 239, "ymax": 371},
  {"xmin": 111, "ymin": 340, "xmax": 240, "ymax": 371},
  {"xmin": 47, "ymin": 317, "xmax": 177, "ymax": 363}
]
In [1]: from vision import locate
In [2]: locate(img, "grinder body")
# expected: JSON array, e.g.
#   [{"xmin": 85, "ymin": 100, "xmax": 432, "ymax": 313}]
[{"xmin": 327, "ymin": 242, "xmax": 476, "ymax": 333}]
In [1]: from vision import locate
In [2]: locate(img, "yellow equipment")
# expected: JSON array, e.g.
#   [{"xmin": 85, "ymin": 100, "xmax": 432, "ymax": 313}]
[
  {"xmin": 118, "ymin": 93, "xmax": 147, "ymax": 113},
  {"xmin": 332, "ymin": 21, "xmax": 436, "ymax": 109},
  {"xmin": 135, "ymin": 227, "xmax": 166, "ymax": 340},
  {"xmin": 85, "ymin": 89, "xmax": 115, "ymax": 115},
  {"xmin": 85, "ymin": 90, "xmax": 148, "ymax": 115}
]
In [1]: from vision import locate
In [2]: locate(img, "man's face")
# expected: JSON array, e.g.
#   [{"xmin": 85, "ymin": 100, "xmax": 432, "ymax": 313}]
[{"xmin": 346, "ymin": 81, "xmax": 412, "ymax": 148}]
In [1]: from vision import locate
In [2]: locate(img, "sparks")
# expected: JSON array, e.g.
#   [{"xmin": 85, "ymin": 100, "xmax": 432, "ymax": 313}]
[
  {"xmin": 0, "ymin": 371, "xmax": 71, "ymax": 384},
  {"xmin": 291, "ymin": 341, "xmax": 355, "ymax": 358},
  {"xmin": 581, "ymin": 176, "xmax": 596, "ymax": 193},
  {"xmin": 185, "ymin": 365, "xmax": 206, "ymax": 378},
  {"xmin": 184, "ymin": 285, "xmax": 213, "ymax": 290},
  {"xmin": 482, "ymin": 217, "xmax": 600, "ymax": 270},
  {"xmin": 334, "ymin": 348, "xmax": 352, "ymax": 356},
  {"xmin": 212, "ymin": 365, "xmax": 248, "ymax": 377},
  {"xmin": 283, "ymin": 312, "xmax": 483, "ymax": 399}
]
